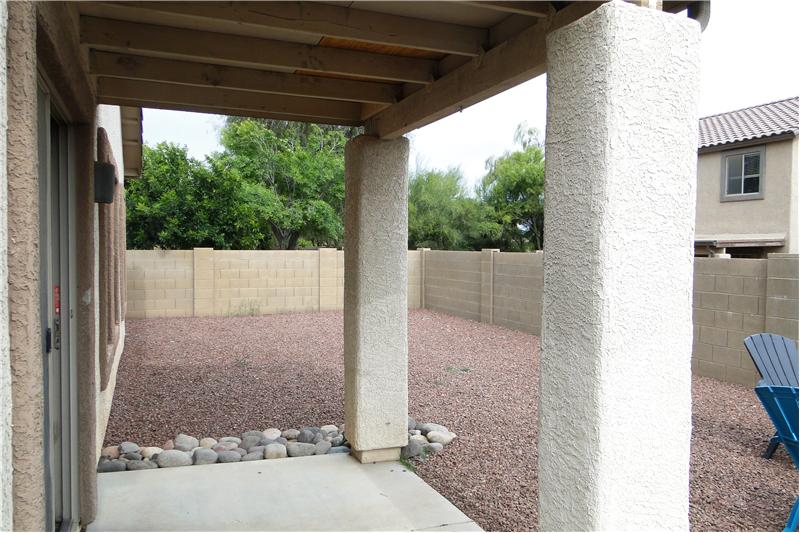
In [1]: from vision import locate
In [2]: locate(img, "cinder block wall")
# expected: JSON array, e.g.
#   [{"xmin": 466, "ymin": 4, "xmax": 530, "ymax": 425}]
[
  {"xmin": 126, "ymin": 248, "xmax": 422, "ymax": 318},
  {"xmin": 423, "ymin": 250, "xmax": 482, "ymax": 321},
  {"xmin": 492, "ymin": 252, "xmax": 543, "ymax": 335},
  {"xmin": 765, "ymin": 254, "xmax": 799, "ymax": 339},
  {"xmin": 691, "ymin": 258, "xmax": 767, "ymax": 385}
]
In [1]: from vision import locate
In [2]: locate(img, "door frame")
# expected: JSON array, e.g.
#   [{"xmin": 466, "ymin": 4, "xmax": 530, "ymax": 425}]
[{"xmin": 37, "ymin": 75, "xmax": 80, "ymax": 532}]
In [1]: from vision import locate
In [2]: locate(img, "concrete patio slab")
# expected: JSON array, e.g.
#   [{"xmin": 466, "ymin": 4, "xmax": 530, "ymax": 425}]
[{"xmin": 88, "ymin": 453, "xmax": 482, "ymax": 531}]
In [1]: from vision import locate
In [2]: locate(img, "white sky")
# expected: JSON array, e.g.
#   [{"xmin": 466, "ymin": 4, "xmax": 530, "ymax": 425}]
[{"xmin": 143, "ymin": 0, "xmax": 799, "ymax": 190}]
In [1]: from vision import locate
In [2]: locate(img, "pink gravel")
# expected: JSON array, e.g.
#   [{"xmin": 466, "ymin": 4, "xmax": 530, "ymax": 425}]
[{"xmin": 105, "ymin": 310, "xmax": 797, "ymax": 531}]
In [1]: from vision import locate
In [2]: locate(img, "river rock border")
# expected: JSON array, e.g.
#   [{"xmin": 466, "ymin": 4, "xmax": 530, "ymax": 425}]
[{"xmin": 97, "ymin": 418, "xmax": 456, "ymax": 472}]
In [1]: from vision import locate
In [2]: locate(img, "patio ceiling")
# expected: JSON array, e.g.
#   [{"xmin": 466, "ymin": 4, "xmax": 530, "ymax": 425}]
[{"xmin": 77, "ymin": 1, "xmax": 693, "ymax": 138}]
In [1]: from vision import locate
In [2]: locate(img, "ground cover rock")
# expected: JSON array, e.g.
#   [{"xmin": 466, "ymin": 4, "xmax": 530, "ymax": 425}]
[
  {"xmin": 163, "ymin": 439, "xmax": 174, "ymax": 450},
  {"xmin": 140, "ymin": 447, "xmax": 163, "ymax": 459},
  {"xmin": 242, "ymin": 452, "xmax": 263, "ymax": 462},
  {"xmin": 320, "ymin": 424, "xmax": 338, "ymax": 434},
  {"xmin": 426, "ymin": 431, "xmax": 455, "ymax": 445},
  {"xmin": 213, "ymin": 441, "xmax": 238, "ymax": 453},
  {"xmin": 331, "ymin": 435, "xmax": 345, "ymax": 447},
  {"xmin": 241, "ymin": 435, "xmax": 262, "ymax": 450},
  {"xmin": 282, "ymin": 429, "xmax": 300, "ymax": 440},
  {"xmin": 97, "ymin": 459, "xmax": 126, "ymax": 473},
  {"xmin": 122, "ymin": 452, "xmax": 142, "ymax": 461},
  {"xmin": 174, "ymin": 434, "xmax": 199, "ymax": 452},
  {"xmin": 248, "ymin": 445, "xmax": 266, "ymax": 455},
  {"xmin": 119, "ymin": 441, "xmax": 139, "ymax": 454},
  {"xmin": 410, "ymin": 435, "xmax": 428, "ymax": 444},
  {"xmin": 424, "ymin": 442, "xmax": 444, "ymax": 454},
  {"xmin": 102, "ymin": 446, "xmax": 120, "ymax": 459},
  {"xmin": 234, "ymin": 448, "xmax": 247, "ymax": 456},
  {"xmin": 264, "ymin": 443, "xmax": 287, "ymax": 459},
  {"xmin": 417, "ymin": 423, "xmax": 449, "ymax": 436},
  {"xmin": 297, "ymin": 429, "xmax": 316, "ymax": 443},
  {"xmin": 219, "ymin": 436, "xmax": 241, "ymax": 445},
  {"xmin": 126, "ymin": 460, "xmax": 158, "ymax": 471},
  {"xmin": 315, "ymin": 441, "xmax": 331, "ymax": 455},
  {"xmin": 263, "ymin": 428, "xmax": 282, "ymax": 440},
  {"xmin": 287, "ymin": 442, "xmax": 316, "ymax": 457},
  {"xmin": 193, "ymin": 448, "xmax": 218, "ymax": 465},
  {"xmin": 217, "ymin": 450, "xmax": 241, "ymax": 463},
  {"xmin": 199, "ymin": 438, "xmax": 217, "ymax": 449},
  {"xmin": 156, "ymin": 450, "xmax": 192, "ymax": 468},
  {"xmin": 329, "ymin": 446, "xmax": 350, "ymax": 454},
  {"xmin": 401, "ymin": 440, "xmax": 423, "ymax": 459},
  {"xmin": 408, "ymin": 417, "xmax": 417, "ymax": 431},
  {"xmin": 242, "ymin": 430, "xmax": 264, "ymax": 439}
]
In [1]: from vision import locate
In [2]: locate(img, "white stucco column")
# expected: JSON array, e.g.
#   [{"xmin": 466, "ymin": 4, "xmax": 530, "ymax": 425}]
[
  {"xmin": 344, "ymin": 135, "xmax": 409, "ymax": 463},
  {"xmin": 539, "ymin": 2, "xmax": 700, "ymax": 530}
]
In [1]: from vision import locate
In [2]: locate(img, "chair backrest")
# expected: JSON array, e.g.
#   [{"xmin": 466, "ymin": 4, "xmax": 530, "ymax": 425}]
[
  {"xmin": 754, "ymin": 385, "xmax": 799, "ymax": 467},
  {"xmin": 744, "ymin": 333, "xmax": 799, "ymax": 387}
]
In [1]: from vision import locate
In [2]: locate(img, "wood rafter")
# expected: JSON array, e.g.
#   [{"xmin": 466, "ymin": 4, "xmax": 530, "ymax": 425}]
[
  {"xmin": 366, "ymin": 2, "xmax": 602, "ymax": 138},
  {"xmin": 90, "ymin": 51, "xmax": 400, "ymax": 105},
  {"xmin": 80, "ymin": 16, "xmax": 438, "ymax": 84},
  {"xmin": 465, "ymin": 1, "xmax": 551, "ymax": 17},
  {"xmin": 96, "ymin": 77, "xmax": 363, "ymax": 124},
  {"xmin": 84, "ymin": 1, "xmax": 488, "ymax": 57}
]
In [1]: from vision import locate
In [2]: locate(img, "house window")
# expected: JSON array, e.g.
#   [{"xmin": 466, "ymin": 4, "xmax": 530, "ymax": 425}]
[{"xmin": 722, "ymin": 146, "xmax": 764, "ymax": 200}]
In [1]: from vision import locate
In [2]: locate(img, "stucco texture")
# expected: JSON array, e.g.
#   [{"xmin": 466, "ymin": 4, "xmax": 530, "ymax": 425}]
[
  {"xmin": 695, "ymin": 137, "xmax": 798, "ymax": 253},
  {"xmin": 343, "ymin": 135, "xmax": 410, "ymax": 454},
  {"xmin": 540, "ymin": 2, "xmax": 700, "ymax": 530},
  {"xmin": 6, "ymin": 2, "xmax": 45, "ymax": 530},
  {"xmin": 0, "ymin": 1, "xmax": 13, "ymax": 530}
]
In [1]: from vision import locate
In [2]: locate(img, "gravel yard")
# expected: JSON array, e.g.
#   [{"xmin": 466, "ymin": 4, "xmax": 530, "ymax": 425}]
[{"xmin": 105, "ymin": 310, "xmax": 797, "ymax": 531}]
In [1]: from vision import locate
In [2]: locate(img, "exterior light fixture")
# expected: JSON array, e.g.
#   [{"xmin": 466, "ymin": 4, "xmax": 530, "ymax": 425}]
[{"xmin": 94, "ymin": 161, "xmax": 116, "ymax": 203}]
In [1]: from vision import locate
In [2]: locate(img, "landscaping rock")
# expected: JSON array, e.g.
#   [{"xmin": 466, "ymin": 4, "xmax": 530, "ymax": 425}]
[
  {"xmin": 417, "ymin": 423, "xmax": 449, "ymax": 436},
  {"xmin": 426, "ymin": 431, "xmax": 455, "ymax": 445},
  {"xmin": 156, "ymin": 450, "xmax": 192, "ymax": 468},
  {"xmin": 126, "ymin": 460, "xmax": 157, "ymax": 471},
  {"xmin": 410, "ymin": 430, "xmax": 421, "ymax": 436},
  {"xmin": 264, "ymin": 443, "xmax": 287, "ymax": 459},
  {"xmin": 263, "ymin": 428, "xmax": 282, "ymax": 441},
  {"xmin": 219, "ymin": 436, "xmax": 242, "ymax": 445},
  {"xmin": 287, "ymin": 442, "xmax": 316, "ymax": 457},
  {"xmin": 217, "ymin": 450, "xmax": 241, "ymax": 463},
  {"xmin": 174, "ymin": 433, "xmax": 199, "ymax": 452},
  {"xmin": 248, "ymin": 445, "xmax": 266, "ymax": 455},
  {"xmin": 102, "ymin": 445, "xmax": 120, "ymax": 459},
  {"xmin": 163, "ymin": 439, "xmax": 174, "ymax": 450},
  {"xmin": 331, "ymin": 435, "xmax": 345, "ymax": 447},
  {"xmin": 258, "ymin": 437, "xmax": 275, "ymax": 446},
  {"xmin": 276, "ymin": 437, "xmax": 289, "ymax": 446},
  {"xmin": 122, "ymin": 452, "xmax": 142, "ymax": 461},
  {"xmin": 241, "ymin": 435, "xmax": 262, "ymax": 450},
  {"xmin": 424, "ymin": 442, "xmax": 444, "ymax": 454},
  {"xmin": 320, "ymin": 424, "xmax": 338, "ymax": 434},
  {"xmin": 97, "ymin": 459, "xmax": 126, "ymax": 473},
  {"xmin": 297, "ymin": 429, "xmax": 316, "ymax": 443},
  {"xmin": 329, "ymin": 446, "xmax": 350, "ymax": 454},
  {"xmin": 234, "ymin": 448, "xmax": 247, "ymax": 457},
  {"xmin": 401, "ymin": 440, "xmax": 424, "ymax": 459},
  {"xmin": 119, "ymin": 441, "xmax": 139, "ymax": 454},
  {"xmin": 140, "ymin": 447, "xmax": 163, "ymax": 459},
  {"xmin": 242, "ymin": 430, "xmax": 264, "ymax": 440},
  {"xmin": 410, "ymin": 434, "xmax": 429, "ymax": 444},
  {"xmin": 282, "ymin": 429, "xmax": 300, "ymax": 440},
  {"xmin": 315, "ymin": 441, "xmax": 331, "ymax": 455},
  {"xmin": 408, "ymin": 416, "xmax": 417, "ymax": 431},
  {"xmin": 213, "ymin": 441, "xmax": 238, "ymax": 452},
  {"xmin": 242, "ymin": 452, "xmax": 263, "ymax": 462},
  {"xmin": 193, "ymin": 448, "xmax": 218, "ymax": 465},
  {"xmin": 199, "ymin": 438, "xmax": 217, "ymax": 449}
]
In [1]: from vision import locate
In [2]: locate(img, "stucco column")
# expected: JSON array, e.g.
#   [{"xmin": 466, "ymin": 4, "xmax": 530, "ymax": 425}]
[
  {"xmin": 539, "ymin": 2, "xmax": 700, "ymax": 530},
  {"xmin": 343, "ymin": 135, "xmax": 409, "ymax": 463}
]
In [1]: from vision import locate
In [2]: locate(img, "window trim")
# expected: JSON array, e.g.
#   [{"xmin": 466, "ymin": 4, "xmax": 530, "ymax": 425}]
[{"xmin": 720, "ymin": 144, "xmax": 765, "ymax": 202}]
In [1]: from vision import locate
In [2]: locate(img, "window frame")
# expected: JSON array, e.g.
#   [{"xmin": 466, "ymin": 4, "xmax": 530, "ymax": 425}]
[{"xmin": 720, "ymin": 144, "xmax": 765, "ymax": 202}]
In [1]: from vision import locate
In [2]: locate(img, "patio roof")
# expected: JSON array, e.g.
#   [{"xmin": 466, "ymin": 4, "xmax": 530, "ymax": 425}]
[{"xmin": 76, "ymin": 1, "xmax": 693, "ymax": 139}]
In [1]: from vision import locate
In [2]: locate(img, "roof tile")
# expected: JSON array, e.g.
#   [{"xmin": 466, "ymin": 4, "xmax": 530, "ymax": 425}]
[{"xmin": 698, "ymin": 97, "xmax": 798, "ymax": 149}]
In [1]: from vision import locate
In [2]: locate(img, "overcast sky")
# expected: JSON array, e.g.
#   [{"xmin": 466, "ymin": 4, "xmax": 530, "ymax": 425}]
[{"xmin": 142, "ymin": 0, "xmax": 799, "ymax": 190}]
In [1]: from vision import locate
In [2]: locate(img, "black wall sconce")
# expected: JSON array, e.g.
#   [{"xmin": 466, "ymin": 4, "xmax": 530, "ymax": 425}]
[{"xmin": 94, "ymin": 161, "xmax": 117, "ymax": 204}]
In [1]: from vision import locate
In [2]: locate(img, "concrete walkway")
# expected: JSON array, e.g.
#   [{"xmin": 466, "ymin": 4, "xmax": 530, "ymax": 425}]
[{"xmin": 88, "ymin": 453, "xmax": 482, "ymax": 531}]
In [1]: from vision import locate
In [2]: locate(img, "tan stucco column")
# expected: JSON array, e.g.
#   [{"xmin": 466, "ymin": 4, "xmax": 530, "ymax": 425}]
[
  {"xmin": 343, "ymin": 135, "xmax": 409, "ymax": 463},
  {"xmin": 539, "ymin": 2, "xmax": 700, "ymax": 530}
]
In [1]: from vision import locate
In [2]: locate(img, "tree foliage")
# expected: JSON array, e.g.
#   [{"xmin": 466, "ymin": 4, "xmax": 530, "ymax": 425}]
[{"xmin": 477, "ymin": 124, "xmax": 546, "ymax": 251}]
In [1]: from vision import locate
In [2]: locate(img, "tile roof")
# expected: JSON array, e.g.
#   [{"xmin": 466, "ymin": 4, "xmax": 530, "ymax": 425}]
[{"xmin": 698, "ymin": 97, "xmax": 798, "ymax": 149}]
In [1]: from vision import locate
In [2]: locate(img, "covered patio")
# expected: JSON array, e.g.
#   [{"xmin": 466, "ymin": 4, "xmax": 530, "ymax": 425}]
[{"xmin": 4, "ymin": 0, "xmax": 708, "ymax": 530}]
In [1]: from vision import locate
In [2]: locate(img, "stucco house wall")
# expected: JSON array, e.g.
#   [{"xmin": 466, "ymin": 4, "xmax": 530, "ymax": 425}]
[{"xmin": 695, "ymin": 136, "xmax": 798, "ymax": 253}]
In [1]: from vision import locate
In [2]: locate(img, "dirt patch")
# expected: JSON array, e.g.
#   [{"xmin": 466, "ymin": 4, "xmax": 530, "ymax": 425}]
[{"xmin": 105, "ymin": 310, "xmax": 797, "ymax": 531}]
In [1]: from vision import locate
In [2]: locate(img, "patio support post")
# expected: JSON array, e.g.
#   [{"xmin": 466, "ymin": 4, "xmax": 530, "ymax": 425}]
[
  {"xmin": 539, "ymin": 2, "xmax": 700, "ymax": 530},
  {"xmin": 343, "ymin": 135, "xmax": 409, "ymax": 463}
]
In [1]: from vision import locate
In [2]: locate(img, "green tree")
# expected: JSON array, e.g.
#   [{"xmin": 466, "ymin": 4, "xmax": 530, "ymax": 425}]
[
  {"xmin": 408, "ymin": 168, "xmax": 500, "ymax": 250},
  {"xmin": 220, "ymin": 118, "xmax": 351, "ymax": 249},
  {"xmin": 478, "ymin": 124, "xmax": 546, "ymax": 251},
  {"xmin": 126, "ymin": 143, "xmax": 270, "ymax": 250}
]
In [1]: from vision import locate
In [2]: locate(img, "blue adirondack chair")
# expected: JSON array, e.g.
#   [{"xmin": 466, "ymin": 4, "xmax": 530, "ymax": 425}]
[
  {"xmin": 754, "ymin": 385, "xmax": 798, "ymax": 532},
  {"xmin": 744, "ymin": 333, "xmax": 799, "ymax": 458}
]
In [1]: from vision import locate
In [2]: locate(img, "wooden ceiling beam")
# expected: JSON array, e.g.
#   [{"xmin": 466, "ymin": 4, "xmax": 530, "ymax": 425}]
[
  {"xmin": 465, "ymin": 1, "xmax": 551, "ymax": 17},
  {"xmin": 96, "ymin": 77, "xmax": 363, "ymax": 124},
  {"xmin": 90, "ymin": 51, "xmax": 400, "ymax": 105},
  {"xmin": 90, "ymin": 1, "xmax": 487, "ymax": 57},
  {"xmin": 367, "ymin": 3, "xmax": 602, "ymax": 139},
  {"xmin": 80, "ymin": 16, "xmax": 437, "ymax": 84}
]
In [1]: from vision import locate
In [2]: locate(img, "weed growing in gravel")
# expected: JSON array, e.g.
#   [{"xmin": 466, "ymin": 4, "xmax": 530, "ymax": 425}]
[
  {"xmin": 446, "ymin": 365, "xmax": 471, "ymax": 374},
  {"xmin": 399, "ymin": 457, "xmax": 416, "ymax": 472},
  {"xmin": 234, "ymin": 354, "xmax": 251, "ymax": 369}
]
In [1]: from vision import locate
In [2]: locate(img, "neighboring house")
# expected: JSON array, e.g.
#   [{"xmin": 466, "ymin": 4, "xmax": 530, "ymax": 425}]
[{"xmin": 695, "ymin": 97, "xmax": 799, "ymax": 257}]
